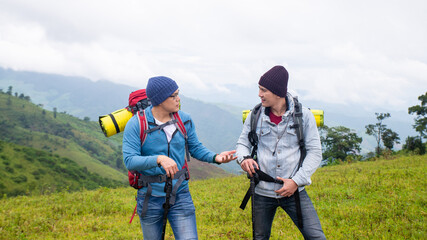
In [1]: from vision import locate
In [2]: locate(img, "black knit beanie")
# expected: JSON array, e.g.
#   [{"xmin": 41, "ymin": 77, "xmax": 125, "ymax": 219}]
[{"xmin": 258, "ymin": 65, "xmax": 288, "ymax": 97}]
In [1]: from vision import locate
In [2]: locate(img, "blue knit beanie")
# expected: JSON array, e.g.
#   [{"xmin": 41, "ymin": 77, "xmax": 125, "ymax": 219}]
[
  {"xmin": 258, "ymin": 65, "xmax": 288, "ymax": 97},
  {"xmin": 146, "ymin": 76, "xmax": 179, "ymax": 106}
]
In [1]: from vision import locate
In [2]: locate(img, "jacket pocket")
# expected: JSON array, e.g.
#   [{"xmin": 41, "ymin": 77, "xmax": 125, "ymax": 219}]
[
  {"xmin": 257, "ymin": 127, "xmax": 276, "ymax": 153},
  {"xmin": 284, "ymin": 127, "xmax": 299, "ymax": 147},
  {"xmin": 257, "ymin": 126, "xmax": 271, "ymax": 137}
]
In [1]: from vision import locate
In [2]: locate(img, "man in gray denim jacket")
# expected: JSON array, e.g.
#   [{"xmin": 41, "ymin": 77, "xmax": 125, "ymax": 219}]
[{"xmin": 236, "ymin": 65, "xmax": 326, "ymax": 239}]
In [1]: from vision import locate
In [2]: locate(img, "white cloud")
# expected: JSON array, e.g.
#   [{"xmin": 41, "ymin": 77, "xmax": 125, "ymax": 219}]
[{"xmin": 0, "ymin": 0, "xmax": 426, "ymax": 112}]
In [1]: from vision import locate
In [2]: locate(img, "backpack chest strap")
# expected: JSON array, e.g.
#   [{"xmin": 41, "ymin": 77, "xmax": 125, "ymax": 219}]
[{"xmin": 144, "ymin": 119, "xmax": 178, "ymax": 134}]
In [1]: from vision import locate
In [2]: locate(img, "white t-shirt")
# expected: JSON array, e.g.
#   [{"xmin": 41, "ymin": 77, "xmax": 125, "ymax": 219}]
[{"xmin": 154, "ymin": 118, "xmax": 177, "ymax": 143}]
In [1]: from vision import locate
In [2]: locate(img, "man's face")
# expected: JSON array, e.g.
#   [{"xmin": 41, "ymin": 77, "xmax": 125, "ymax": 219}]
[
  {"xmin": 258, "ymin": 85, "xmax": 278, "ymax": 107},
  {"xmin": 160, "ymin": 89, "xmax": 180, "ymax": 113}
]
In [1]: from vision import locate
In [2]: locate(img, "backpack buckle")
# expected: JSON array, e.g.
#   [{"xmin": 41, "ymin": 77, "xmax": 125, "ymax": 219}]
[
  {"xmin": 184, "ymin": 169, "xmax": 190, "ymax": 180},
  {"xmin": 159, "ymin": 175, "xmax": 167, "ymax": 183}
]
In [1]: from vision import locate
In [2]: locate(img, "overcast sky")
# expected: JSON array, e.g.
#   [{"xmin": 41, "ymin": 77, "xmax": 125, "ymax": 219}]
[{"xmin": 0, "ymin": 0, "xmax": 426, "ymax": 111}]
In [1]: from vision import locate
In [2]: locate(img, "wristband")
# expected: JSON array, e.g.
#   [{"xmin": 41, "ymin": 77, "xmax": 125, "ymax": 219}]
[
  {"xmin": 238, "ymin": 155, "xmax": 252, "ymax": 165},
  {"xmin": 213, "ymin": 154, "xmax": 221, "ymax": 165}
]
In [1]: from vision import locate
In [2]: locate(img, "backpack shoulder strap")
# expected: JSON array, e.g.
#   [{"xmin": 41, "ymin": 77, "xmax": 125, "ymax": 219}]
[
  {"xmin": 246, "ymin": 103, "xmax": 262, "ymax": 160},
  {"xmin": 291, "ymin": 97, "xmax": 307, "ymax": 228},
  {"xmin": 291, "ymin": 97, "xmax": 306, "ymax": 168},
  {"xmin": 171, "ymin": 112, "xmax": 187, "ymax": 137},
  {"xmin": 137, "ymin": 109, "xmax": 149, "ymax": 146},
  {"xmin": 171, "ymin": 112, "xmax": 191, "ymax": 179},
  {"xmin": 248, "ymin": 103, "xmax": 262, "ymax": 147}
]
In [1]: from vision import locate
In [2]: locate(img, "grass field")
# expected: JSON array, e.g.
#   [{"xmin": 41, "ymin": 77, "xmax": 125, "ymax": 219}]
[{"xmin": 1, "ymin": 155, "xmax": 426, "ymax": 239}]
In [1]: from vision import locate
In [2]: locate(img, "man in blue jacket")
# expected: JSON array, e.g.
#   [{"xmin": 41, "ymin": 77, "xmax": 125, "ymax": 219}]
[
  {"xmin": 123, "ymin": 76, "xmax": 236, "ymax": 240},
  {"xmin": 236, "ymin": 66, "xmax": 326, "ymax": 239}
]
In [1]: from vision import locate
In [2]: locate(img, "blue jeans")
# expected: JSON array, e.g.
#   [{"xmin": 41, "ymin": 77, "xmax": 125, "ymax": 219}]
[
  {"xmin": 253, "ymin": 190, "xmax": 326, "ymax": 240},
  {"xmin": 137, "ymin": 189, "xmax": 198, "ymax": 240}
]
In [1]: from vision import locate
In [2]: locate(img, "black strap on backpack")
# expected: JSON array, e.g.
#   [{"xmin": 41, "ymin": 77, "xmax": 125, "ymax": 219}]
[
  {"xmin": 240, "ymin": 97, "xmax": 306, "ymax": 233},
  {"xmin": 290, "ymin": 97, "xmax": 306, "ymax": 229},
  {"xmin": 162, "ymin": 177, "xmax": 172, "ymax": 240}
]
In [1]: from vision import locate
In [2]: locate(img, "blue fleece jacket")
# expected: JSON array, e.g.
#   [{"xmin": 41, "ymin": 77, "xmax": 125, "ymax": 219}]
[{"xmin": 122, "ymin": 106, "xmax": 216, "ymax": 196}]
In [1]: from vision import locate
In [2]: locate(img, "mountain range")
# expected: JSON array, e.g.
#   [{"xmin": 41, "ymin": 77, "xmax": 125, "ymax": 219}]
[{"xmin": 0, "ymin": 67, "xmax": 419, "ymax": 162}]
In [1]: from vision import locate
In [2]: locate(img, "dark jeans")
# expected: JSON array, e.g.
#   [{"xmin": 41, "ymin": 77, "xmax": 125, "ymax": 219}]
[
  {"xmin": 137, "ymin": 189, "xmax": 198, "ymax": 240},
  {"xmin": 253, "ymin": 190, "xmax": 326, "ymax": 240}
]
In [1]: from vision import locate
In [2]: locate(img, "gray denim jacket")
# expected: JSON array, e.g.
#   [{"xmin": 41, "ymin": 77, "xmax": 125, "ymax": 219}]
[{"xmin": 236, "ymin": 94, "xmax": 322, "ymax": 198}]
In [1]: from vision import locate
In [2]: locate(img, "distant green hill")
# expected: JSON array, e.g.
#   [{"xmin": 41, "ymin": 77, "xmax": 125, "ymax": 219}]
[
  {"xmin": 0, "ymin": 140, "xmax": 123, "ymax": 197},
  {"xmin": 0, "ymin": 92, "xmax": 231, "ymax": 197},
  {"xmin": 0, "ymin": 155, "xmax": 425, "ymax": 239},
  {"xmin": 0, "ymin": 92, "xmax": 125, "ymax": 182}
]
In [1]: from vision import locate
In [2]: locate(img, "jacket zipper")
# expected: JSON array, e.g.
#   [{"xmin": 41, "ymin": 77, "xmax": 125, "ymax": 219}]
[{"xmin": 167, "ymin": 129, "xmax": 179, "ymax": 157}]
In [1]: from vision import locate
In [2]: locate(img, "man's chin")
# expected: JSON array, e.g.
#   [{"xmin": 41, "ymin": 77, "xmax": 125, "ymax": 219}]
[{"xmin": 261, "ymin": 102, "xmax": 269, "ymax": 107}]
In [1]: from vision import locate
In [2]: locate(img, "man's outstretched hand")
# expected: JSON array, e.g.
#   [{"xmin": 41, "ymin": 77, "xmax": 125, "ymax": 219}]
[{"xmin": 215, "ymin": 150, "xmax": 237, "ymax": 164}]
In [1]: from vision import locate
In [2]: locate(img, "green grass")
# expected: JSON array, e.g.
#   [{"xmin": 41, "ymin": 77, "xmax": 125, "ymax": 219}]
[{"xmin": 0, "ymin": 155, "xmax": 426, "ymax": 239}]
